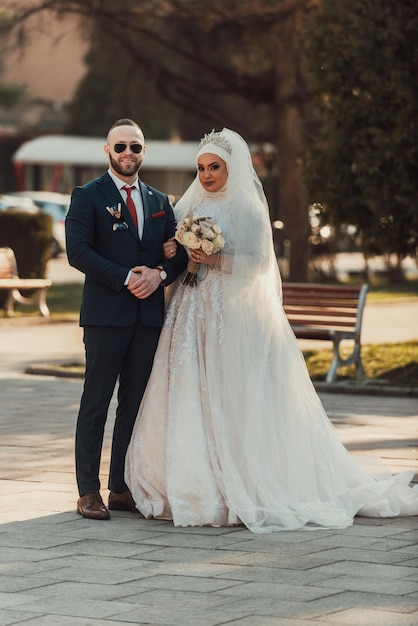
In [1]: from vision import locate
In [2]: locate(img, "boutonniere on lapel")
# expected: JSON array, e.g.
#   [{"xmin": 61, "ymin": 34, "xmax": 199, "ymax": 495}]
[
  {"xmin": 106, "ymin": 203, "xmax": 128, "ymax": 231},
  {"xmin": 106, "ymin": 202, "xmax": 122, "ymax": 219}
]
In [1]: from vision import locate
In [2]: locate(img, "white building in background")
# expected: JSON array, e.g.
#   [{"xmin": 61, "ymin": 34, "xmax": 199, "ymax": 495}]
[{"xmin": 13, "ymin": 135, "xmax": 198, "ymax": 200}]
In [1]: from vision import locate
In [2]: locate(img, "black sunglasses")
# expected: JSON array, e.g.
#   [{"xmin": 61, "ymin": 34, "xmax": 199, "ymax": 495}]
[{"xmin": 113, "ymin": 143, "xmax": 143, "ymax": 154}]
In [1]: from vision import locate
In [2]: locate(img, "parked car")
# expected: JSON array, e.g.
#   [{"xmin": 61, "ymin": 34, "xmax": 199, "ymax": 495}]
[
  {"xmin": 7, "ymin": 191, "xmax": 71, "ymax": 257},
  {"xmin": 0, "ymin": 194, "xmax": 39, "ymax": 214}
]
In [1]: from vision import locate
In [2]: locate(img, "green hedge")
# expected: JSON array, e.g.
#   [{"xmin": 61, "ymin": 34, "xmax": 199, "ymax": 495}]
[{"xmin": 0, "ymin": 211, "xmax": 53, "ymax": 279}]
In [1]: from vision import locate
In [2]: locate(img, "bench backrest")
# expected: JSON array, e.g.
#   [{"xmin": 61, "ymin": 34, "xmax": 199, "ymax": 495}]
[
  {"xmin": 282, "ymin": 282, "xmax": 369, "ymax": 334},
  {"xmin": 0, "ymin": 247, "xmax": 18, "ymax": 279}
]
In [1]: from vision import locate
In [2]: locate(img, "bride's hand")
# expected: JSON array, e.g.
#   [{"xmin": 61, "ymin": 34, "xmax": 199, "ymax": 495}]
[
  {"xmin": 163, "ymin": 237, "xmax": 177, "ymax": 260},
  {"xmin": 190, "ymin": 249, "xmax": 219, "ymax": 266}
]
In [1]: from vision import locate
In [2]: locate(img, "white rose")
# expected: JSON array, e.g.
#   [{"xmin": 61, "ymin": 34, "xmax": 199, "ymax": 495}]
[
  {"xmin": 213, "ymin": 224, "xmax": 222, "ymax": 234},
  {"xmin": 212, "ymin": 234, "xmax": 225, "ymax": 251},
  {"xmin": 191, "ymin": 223, "xmax": 201, "ymax": 234},
  {"xmin": 202, "ymin": 227, "xmax": 215, "ymax": 240},
  {"xmin": 182, "ymin": 231, "xmax": 201, "ymax": 249},
  {"xmin": 175, "ymin": 224, "xmax": 186, "ymax": 242},
  {"xmin": 201, "ymin": 239, "xmax": 214, "ymax": 255}
]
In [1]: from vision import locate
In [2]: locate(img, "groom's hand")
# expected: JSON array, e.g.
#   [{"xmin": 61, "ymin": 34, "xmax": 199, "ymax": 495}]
[{"xmin": 128, "ymin": 265, "xmax": 161, "ymax": 299}]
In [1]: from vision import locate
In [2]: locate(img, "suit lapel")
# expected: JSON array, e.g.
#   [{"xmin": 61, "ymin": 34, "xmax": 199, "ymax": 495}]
[
  {"xmin": 97, "ymin": 172, "xmax": 121, "ymax": 207},
  {"xmin": 140, "ymin": 181, "xmax": 154, "ymax": 221},
  {"xmin": 140, "ymin": 181, "xmax": 156, "ymax": 239},
  {"xmin": 97, "ymin": 173, "xmax": 140, "ymax": 240}
]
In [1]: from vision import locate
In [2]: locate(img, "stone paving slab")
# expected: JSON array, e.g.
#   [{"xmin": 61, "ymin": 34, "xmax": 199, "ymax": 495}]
[{"xmin": 1, "ymin": 374, "xmax": 418, "ymax": 625}]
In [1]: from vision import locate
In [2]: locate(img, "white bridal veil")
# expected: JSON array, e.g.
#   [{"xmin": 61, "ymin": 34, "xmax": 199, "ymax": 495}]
[
  {"xmin": 174, "ymin": 128, "xmax": 418, "ymax": 532},
  {"xmin": 126, "ymin": 128, "xmax": 418, "ymax": 533}
]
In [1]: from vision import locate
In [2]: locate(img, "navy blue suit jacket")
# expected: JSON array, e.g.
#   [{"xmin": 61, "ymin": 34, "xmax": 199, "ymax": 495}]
[{"xmin": 65, "ymin": 172, "xmax": 187, "ymax": 328}]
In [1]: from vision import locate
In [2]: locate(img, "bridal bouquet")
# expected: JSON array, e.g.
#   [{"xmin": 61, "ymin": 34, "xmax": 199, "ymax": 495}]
[{"xmin": 175, "ymin": 216, "xmax": 225, "ymax": 286}]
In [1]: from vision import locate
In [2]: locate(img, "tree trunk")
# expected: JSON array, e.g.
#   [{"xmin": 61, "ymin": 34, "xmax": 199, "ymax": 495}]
[
  {"xmin": 274, "ymin": 9, "xmax": 309, "ymax": 282},
  {"xmin": 386, "ymin": 254, "xmax": 406, "ymax": 284}
]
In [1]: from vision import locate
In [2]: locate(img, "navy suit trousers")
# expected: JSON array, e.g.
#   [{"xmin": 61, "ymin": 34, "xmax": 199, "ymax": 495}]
[{"xmin": 75, "ymin": 315, "xmax": 161, "ymax": 496}]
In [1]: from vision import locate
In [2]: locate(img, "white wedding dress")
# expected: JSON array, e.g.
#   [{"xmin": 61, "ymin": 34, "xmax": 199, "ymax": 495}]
[{"xmin": 125, "ymin": 194, "xmax": 418, "ymax": 533}]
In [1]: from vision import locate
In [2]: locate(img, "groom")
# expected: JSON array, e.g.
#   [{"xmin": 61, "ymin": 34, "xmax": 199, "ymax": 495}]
[{"xmin": 65, "ymin": 118, "xmax": 187, "ymax": 520}]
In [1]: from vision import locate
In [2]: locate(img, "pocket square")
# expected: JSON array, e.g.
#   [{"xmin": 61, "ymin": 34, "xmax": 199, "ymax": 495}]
[
  {"xmin": 113, "ymin": 222, "xmax": 129, "ymax": 231},
  {"xmin": 152, "ymin": 210, "xmax": 166, "ymax": 219}
]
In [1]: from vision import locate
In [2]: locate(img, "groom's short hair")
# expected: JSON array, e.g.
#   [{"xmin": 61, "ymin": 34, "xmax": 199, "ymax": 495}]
[{"xmin": 108, "ymin": 118, "xmax": 140, "ymax": 133}]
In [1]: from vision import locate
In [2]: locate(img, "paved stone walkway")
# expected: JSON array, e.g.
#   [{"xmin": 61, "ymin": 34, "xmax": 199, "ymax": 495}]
[
  {"xmin": 1, "ymin": 371, "xmax": 418, "ymax": 625},
  {"xmin": 1, "ymin": 261, "xmax": 418, "ymax": 625}
]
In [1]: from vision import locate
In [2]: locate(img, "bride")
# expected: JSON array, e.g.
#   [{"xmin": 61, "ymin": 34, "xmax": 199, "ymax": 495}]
[{"xmin": 125, "ymin": 128, "xmax": 418, "ymax": 532}]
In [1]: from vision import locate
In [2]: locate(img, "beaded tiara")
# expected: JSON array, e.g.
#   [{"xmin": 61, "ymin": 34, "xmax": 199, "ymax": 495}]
[{"xmin": 198, "ymin": 129, "xmax": 232, "ymax": 154}]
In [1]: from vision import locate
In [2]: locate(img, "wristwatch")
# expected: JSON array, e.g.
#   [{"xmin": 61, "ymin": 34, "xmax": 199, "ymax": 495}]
[{"xmin": 156, "ymin": 265, "xmax": 167, "ymax": 286}]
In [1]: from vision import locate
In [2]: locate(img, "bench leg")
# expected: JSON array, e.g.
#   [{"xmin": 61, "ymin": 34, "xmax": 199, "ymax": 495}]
[
  {"xmin": 37, "ymin": 288, "xmax": 50, "ymax": 317},
  {"xmin": 326, "ymin": 345, "xmax": 339, "ymax": 383},
  {"xmin": 355, "ymin": 353, "xmax": 365, "ymax": 380},
  {"xmin": 10, "ymin": 288, "xmax": 50, "ymax": 317},
  {"xmin": 327, "ymin": 336, "xmax": 364, "ymax": 383},
  {"xmin": 2, "ymin": 289, "xmax": 16, "ymax": 316}
]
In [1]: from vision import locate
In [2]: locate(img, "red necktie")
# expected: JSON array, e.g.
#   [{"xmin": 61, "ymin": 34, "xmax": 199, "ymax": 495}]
[{"xmin": 122, "ymin": 186, "xmax": 138, "ymax": 231}]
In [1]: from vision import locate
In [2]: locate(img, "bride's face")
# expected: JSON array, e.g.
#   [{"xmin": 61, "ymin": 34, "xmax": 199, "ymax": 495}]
[{"xmin": 197, "ymin": 153, "xmax": 228, "ymax": 193}]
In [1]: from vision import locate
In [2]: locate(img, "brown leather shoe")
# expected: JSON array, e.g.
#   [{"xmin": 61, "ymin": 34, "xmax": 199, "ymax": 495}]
[
  {"xmin": 77, "ymin": 492, "xmax": 110, "ymax": 520},
  {"xmin": 108, "ymin": 489, "xmax": 138, "ymax": 512}
]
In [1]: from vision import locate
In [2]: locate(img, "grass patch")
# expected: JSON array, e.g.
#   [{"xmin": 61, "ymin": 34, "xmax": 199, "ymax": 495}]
[
  {"xmin": 0, "ymin": 282, "xmax": 82, "ymax": 319},
  {"xmin": 367, "ymin": 281, "xmax": 418, "ymax": 303},
  {"xmin": 46, "ymin": 282, "xmax": 82, "ymax": 315},
  {"xmin": 304, "ymin": 341, "xmax": 418, "ymax": 387}
]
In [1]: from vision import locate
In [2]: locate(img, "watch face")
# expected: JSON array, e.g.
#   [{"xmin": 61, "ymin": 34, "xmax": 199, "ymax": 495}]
[{"xmin": 160, "ymin": 269, "xmax": 167, "ymax": 281}]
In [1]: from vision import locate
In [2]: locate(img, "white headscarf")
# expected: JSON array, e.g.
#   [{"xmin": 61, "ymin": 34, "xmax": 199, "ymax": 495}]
[
  {"xmin": 197, "ymin": 132, "xmax": 231, "ymax": 168},
  {"xmin": 175, "ymin": 128, "xmax": 271, "ymax": 222}
]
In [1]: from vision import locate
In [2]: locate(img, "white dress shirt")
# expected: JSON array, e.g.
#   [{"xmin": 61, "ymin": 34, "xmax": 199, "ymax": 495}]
[
  {"xmin": 108, "ymin": 169, "xmax": 144, "ymax": 237},
  {"xmin": 108, "ymin": 170, "xmax": 145, "ymax": 285}
]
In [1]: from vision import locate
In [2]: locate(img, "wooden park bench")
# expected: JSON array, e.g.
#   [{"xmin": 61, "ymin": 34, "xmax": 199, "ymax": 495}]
[
  {"xmin": 282, "ymin": 282, "xmax": 369, "ymax": 383},
  {"xmin": 0, "ymin": 246, "xmax": 52, "ymax": 317}
]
